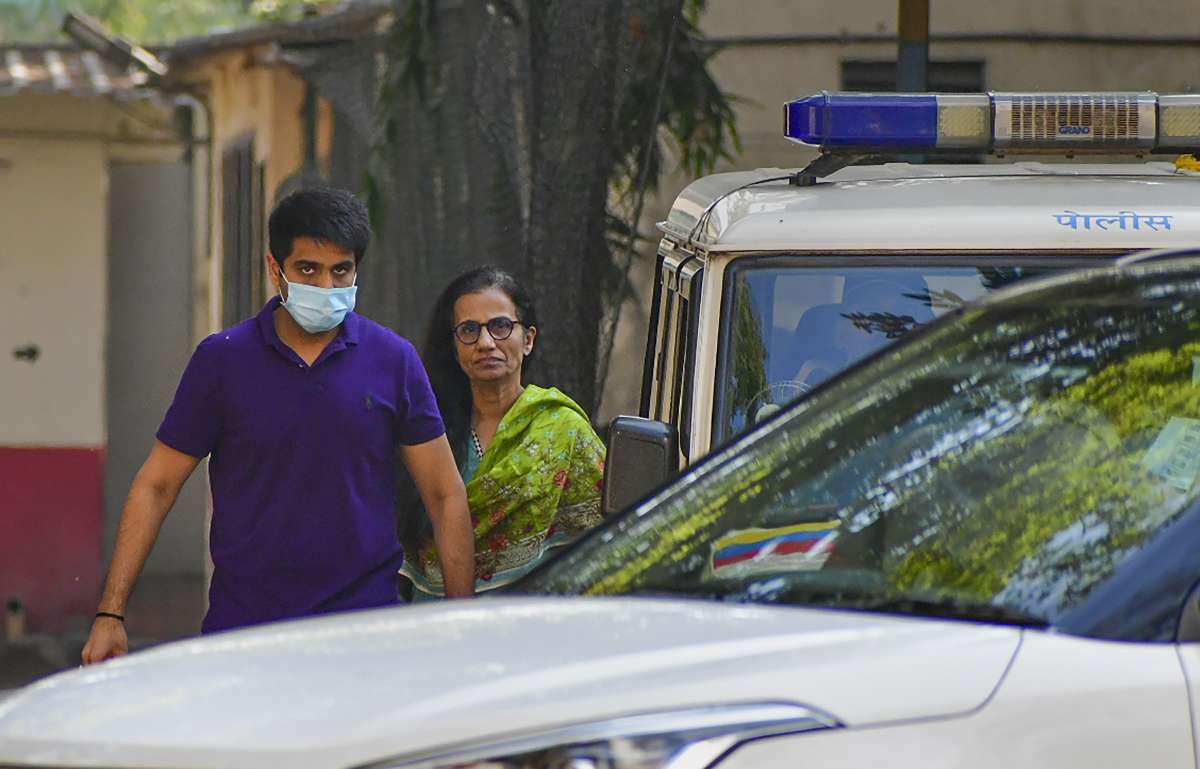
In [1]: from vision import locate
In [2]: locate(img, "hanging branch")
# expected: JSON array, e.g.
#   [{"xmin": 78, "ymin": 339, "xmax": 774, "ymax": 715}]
[{"xmin": 594, "ymin": 0, "xmax": 741, "ymax": 409}]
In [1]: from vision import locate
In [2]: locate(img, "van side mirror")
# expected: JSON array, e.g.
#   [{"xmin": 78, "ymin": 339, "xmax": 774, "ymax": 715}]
[{"xmin": 602, "ymin": 416, "xmax": 679, "ymax": 516}]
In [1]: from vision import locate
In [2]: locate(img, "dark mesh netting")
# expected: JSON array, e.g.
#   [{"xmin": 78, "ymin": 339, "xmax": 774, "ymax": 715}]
[{"xmin": 296, "ymin": 0, "xmax": 684, "ymax": 414}]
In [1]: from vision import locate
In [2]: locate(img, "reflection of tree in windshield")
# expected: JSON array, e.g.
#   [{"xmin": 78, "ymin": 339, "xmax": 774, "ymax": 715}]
[
  {"xmin": 842, "ymin": 310, "xmax": 920, "ymax": 339},
  {"xmin": 716, "ymin": 266, "xmax": 1057, "ymax": 443},
  {"xmin": 911, "ymin": 268, "xmax": 1039, "ymax": 313},
  {"xmin": 835, "ymin": 277, "xmax": 936, "ymax": 360},
  {"xmin": 981, "ymin": 266, "xmax": 1040, "ymax": 291},
  {"xmin": 523, "ymin": 269, "xmax": 1200, "ymax": 638},
  {"xmin": 727, "ymin": 281, "xmax": 769, "ymax": 433},
  {"xmin": 875, "ymin": 328, "xmax": 1200, "ymax": 618}
]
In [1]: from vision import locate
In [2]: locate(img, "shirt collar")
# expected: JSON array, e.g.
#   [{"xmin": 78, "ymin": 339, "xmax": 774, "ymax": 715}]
[
  {"xmin": 256, "ymin": 295, "xmax": 361, "ymax": 351},
  {"xmin": 340, "ymin": 307, "xmax": 361, "ymax": 345},
  {"xmin": 257, "ymin": 296, "xmax": 284, "ymax": 348}
]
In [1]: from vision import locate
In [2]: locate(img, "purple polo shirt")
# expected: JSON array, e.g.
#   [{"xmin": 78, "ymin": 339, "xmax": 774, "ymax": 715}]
[{"xmin": 157, "ymin": 297, "xmax": 444, "ymax": 633}]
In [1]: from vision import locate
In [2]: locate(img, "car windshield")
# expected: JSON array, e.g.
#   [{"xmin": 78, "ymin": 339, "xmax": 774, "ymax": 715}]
[
  {"xmin": 519, "ymin": 264, "xmax": 1200, "ymax": 641},
  {"xmin": 716, "ymin": 262, "xmax": 1063, "ymax": 442}
]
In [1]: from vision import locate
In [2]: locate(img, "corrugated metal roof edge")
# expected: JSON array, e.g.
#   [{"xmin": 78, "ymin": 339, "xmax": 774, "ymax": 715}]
[
  {"xmin": 166, "ymin": 1, "xmax": 390, "ymax": 63},
  {"xmin": 0, "ymin": 0, "xmax": 386, "ymax": 99},
  {"xmin": 0, "ymin": 45, "xmax": 159, "ymax": 98}
]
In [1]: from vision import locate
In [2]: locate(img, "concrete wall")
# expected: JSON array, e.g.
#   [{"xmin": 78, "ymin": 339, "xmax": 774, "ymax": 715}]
[
  {"xmin": 702, "ymin": 0, "xmax": 1200, "ymax": 172},
  {"xmin": 0, "ymin": 137, "xmax": 107, "ymax": 446},
  {"xmin": 0, "ymin": 137, "xmax": 107, "ymax": 634},
  {"xmin": 596, "ymin": 0, "xmax": 1200, "ymax": 424}
]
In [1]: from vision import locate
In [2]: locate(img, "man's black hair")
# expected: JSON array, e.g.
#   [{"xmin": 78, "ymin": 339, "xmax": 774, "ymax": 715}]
[{"xmin": 267, "ymin": 187, "xmax": 371, "ymax": 264}]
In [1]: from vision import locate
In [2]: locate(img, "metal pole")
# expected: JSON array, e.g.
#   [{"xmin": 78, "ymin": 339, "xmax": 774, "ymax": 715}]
[{"xmin": 897, "ymin": 0, "xmax": 929, "ymax": 92}]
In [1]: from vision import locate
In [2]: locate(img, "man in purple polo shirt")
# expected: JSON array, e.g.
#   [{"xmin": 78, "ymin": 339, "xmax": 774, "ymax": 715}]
[{"xmin": 82, "ymin": 188, "xmax": 474, "ymax": 663}]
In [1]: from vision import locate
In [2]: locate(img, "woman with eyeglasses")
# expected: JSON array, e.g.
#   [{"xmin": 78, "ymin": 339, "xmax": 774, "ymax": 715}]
[{"xmin": 398, "ymin": 266, "xmax": 606, "ymax": 599}]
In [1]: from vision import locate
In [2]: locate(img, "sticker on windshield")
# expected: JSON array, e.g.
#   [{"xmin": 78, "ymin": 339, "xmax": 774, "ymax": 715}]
[
  {"xmin": 709, "ymin": 520, "xmax": 839, "ymax": 579},
  {"xmin": 1142, "ymin": 416, "xmax": 1200, "ymax": 493}
]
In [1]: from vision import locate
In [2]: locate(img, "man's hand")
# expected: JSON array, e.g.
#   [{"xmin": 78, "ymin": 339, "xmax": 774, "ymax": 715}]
[
  {"xmin": 81, "ymin": 440, "xmax": 200, "ymax": 665},
  {"xmin": 81, "ymin": 617, "xmax": 129, "ymax": 664}
]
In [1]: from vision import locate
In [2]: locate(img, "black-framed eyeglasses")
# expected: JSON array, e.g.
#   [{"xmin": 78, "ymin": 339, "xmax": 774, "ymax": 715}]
[{"xmin": 453, "ymin": 316, "xmax": 525, "ymax": 345}]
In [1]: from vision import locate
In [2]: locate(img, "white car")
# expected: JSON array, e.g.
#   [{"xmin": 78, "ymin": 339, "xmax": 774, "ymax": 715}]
[{"xmin": 5, "ymin": 254, "xmax": 1200, "ymax": 768}]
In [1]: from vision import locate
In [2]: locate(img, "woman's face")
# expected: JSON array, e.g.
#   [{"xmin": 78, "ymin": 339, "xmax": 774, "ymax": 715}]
[{"xmin": 452, "ymin": 287, "xmax": 536, "ymax": 386}]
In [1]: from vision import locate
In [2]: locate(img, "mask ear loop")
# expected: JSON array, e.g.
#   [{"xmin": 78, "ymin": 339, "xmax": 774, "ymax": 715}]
[{"xmin": 274, "ymin": 257, "xmax": 290, "ymax": 302}]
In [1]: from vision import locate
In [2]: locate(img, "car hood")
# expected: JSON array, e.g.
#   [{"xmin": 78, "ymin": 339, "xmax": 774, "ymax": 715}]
[{"xmin": 0, "ymin": 597, "xmax": 1020, "ymax": 769}]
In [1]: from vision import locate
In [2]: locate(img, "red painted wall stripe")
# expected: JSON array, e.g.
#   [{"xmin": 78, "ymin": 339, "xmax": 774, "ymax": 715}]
[{"xmin": 0, "ymin": 447, "xmax": 104, "ymax": 634}]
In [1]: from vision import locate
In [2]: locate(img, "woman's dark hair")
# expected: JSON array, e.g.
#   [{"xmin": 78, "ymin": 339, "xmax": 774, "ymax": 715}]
[{"xmin": 397, "ymin": 266, "xmax": 538, "ymax": 558}]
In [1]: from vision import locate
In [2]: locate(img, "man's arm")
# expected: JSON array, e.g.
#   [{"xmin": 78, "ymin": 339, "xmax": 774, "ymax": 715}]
[
  {"xmin": 81, "ymin": 441, "xmax": 201, "ymax": 664},
  {"xmin": 401, "ymin": 435, "xmax": 474, "ymax": 598}
]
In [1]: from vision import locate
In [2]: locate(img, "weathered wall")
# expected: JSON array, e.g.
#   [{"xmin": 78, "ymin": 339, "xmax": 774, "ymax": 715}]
[
  {"xmin": 182, "ymin": 49, "xmax": 334, "ymax": 329},
  {"xmin": 0, "ymin": 130, "xmax": 107, "ymax": 633},
  {"xmin": 0, "ymin": 91, "xmax": 192, "ymax": 633}
]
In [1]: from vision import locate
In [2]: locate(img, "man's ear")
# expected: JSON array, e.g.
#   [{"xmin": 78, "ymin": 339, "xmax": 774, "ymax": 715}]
[{"xmin": 266, "ymin": 252, "xmax": 283, "ymax": 290}]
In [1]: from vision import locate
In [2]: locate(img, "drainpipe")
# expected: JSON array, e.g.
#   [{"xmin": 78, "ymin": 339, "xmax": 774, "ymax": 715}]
[{"xmin": 173, "ymin": 90, "xmax": 217, "ymax": 339}]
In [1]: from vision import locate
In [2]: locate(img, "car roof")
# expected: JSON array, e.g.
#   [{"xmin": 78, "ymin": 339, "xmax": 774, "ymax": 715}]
[{"xmin": 660, "ymin": 161, "xmax": 1200, "ymax": 253}]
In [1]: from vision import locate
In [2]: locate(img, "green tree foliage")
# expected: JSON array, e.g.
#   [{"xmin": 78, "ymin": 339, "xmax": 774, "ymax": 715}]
[
  {"xmin": 891, "ymin": 340, "xmax": 1200, "ymax": 604},
  {"xmin": 725, "ymin": 281, "xmax": 769, "ymax": 433},
  {"xmin": 0, "ymin": 0, "xmax": 323, "ymax": 44}
]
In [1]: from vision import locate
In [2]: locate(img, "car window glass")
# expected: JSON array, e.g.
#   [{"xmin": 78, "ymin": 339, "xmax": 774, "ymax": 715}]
[
  {"xmin": 718, "ymin": 265, "xmax": 1052, "ymax": 441},
  {"xmin": 525, "ymin": 268, "xmax": 1200, "ymax": 641}
]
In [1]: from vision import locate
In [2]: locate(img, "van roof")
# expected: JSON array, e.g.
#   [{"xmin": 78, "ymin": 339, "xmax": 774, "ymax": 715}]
[{"xmin": 660, "ymin": 161, "xmax": 1200, "ymax": 252}]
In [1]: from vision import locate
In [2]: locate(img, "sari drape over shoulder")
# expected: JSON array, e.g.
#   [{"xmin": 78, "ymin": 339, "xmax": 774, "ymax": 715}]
[{"xmin": 401, "ymin": 384, "xmax": 606, "ymax": 596}]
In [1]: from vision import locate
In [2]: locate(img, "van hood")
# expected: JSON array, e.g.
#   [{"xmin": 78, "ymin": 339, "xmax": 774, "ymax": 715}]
[{"xmin": 0, "ymin": 597, "xmax": 1020, "ymax": 769}]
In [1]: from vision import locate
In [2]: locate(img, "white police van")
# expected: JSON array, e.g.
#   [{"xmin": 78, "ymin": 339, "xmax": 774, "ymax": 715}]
[{"xmin": 604, "ymin": 90, "xmax": 1200, "ymax": 512}]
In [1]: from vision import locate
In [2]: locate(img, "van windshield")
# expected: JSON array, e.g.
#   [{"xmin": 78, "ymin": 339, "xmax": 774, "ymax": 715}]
[{"xmin": 715, "ymin": 262, "xmax": 1060, "ymax": 442}]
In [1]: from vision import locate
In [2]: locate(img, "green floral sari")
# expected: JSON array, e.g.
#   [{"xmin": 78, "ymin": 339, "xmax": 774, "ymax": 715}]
[{"xmin": 401, "ymin": 384, "xmax": 606, "ymax": 597}]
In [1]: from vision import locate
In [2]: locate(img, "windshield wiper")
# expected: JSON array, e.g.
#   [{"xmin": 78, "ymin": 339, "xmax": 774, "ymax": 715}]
[{"xmin": 854, "ymin": 595, "xmax": 1049, "ymax": 628}]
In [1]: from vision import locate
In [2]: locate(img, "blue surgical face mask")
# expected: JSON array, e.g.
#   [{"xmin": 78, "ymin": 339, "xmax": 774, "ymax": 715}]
[{"xmin": 276, "ymin": 264, "xmax": 358, "ymax": 334}]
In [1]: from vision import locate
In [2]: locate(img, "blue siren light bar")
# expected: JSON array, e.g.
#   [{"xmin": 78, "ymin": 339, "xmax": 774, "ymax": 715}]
[{"xmin": 783, "ymin": 91, "xmax": 1200, "ymax": 154}]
